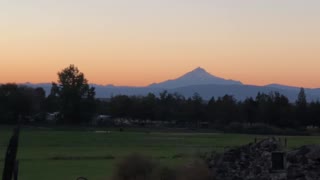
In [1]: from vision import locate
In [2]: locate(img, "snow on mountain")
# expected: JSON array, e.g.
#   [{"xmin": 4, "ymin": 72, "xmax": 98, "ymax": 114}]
[{"xmin": 148, "ymin": 67, "xmax": 242, "ymax": 89}]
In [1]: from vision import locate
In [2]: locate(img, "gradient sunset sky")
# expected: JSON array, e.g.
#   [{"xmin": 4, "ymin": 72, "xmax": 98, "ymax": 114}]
[{"xmin": 1, "ymin": 0, "xmax": 320, "ymax": 88}]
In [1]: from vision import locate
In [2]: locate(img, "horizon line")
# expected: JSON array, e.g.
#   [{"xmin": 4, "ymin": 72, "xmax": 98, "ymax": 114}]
[{"xmin": 1, "ymin": 81, "xmax": 318, "ymax": 89}]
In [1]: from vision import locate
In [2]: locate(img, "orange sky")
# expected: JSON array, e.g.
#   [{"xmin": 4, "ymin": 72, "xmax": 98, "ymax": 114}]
[{"xmin": 1, "ymin": 1, "xmax": 320, "ymax": 88}]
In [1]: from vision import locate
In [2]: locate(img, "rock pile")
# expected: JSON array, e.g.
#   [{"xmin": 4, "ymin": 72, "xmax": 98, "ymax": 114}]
[
  {"xmin": 208, "ymin": 137, "xmax": 320, "ymax": 180},
  {"xmin": 209, "ymin": 137, "xmax": 285, "ymax": 180},
  {"xmin": 287, "ymin": 145, "xmax": 320, "ymax": 180}
]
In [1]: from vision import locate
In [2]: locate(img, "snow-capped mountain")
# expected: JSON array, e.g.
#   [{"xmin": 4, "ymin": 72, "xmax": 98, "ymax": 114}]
[{"xmin": 148, "ymin": 67, "xmax": 242, "ymax": 89}]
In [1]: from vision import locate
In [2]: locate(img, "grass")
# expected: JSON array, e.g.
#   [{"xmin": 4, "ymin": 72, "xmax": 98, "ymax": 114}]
[{"xmin": 1, "ymin": 126, "xmax": 320, "ymax": 180}]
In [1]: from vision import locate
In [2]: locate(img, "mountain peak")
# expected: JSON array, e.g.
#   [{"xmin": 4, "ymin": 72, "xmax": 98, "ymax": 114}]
[
  {"xmin": 192, "ymin": 67, "xmax": 206, "ymax": 73},
  {"xmin": 148, "ymin": 67, "xmax": 242, "ymax": 89},
  {"xmin": 183, "ymin": 67, "xmax": 213, "ymax": 79}
]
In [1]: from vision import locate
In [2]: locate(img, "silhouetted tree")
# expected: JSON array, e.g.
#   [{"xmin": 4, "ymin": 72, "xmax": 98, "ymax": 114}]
[
  {"xmin": 170, "ymin": 92, "xmax": 187, "ymax": 123},
  {"xmin": 296, "ymin": 88, "xmax": 308, "ymax": 126},
  {"xmin": 0, "ymin": 84, "xmax": 46, "ymax": 124},
  {"xmin": 215, "ymin": 95, "xmax": 238, "ymax": 126},
  {"xmin": 242, "ymin": 97, "xmax": 257, "ymax": 125},
  {"xmin": 0, "ymin": 84, "xmax": 20, "ymax": 123},
  {"xmin": 141, "ymin": 93, "xmax": 157, "ymax": 121},
  {"xmin": 51, "ymin": 64, "xmax": 96, "ymax": 124},
  {"xmin": 45, "ymin": 84, "xmax": 60, "ymax": 113},
  {"xmin": 269, "ymin": 92, "xmax": 292, "ymax": 128},
  {"xmin": 156, "ymin": 91, "xmax": 176, "ymax": 122},
  {"xmin": 190, "ymin": 93, "xmax": 204, "ymax": 128},
  {"xmin": 255, "ymin": 92, "xmax": 273, "ymax": 124},
  {"xmin": 309, "ymin": 101, "xmax": 320, "ymax": 127},
  {"xmin": 109, "ymin": 95, "xmax": 132, "ymax": 119},
  {"xmin": 206, "ymin": 97, "xmax": 216, "ymax": 126}
]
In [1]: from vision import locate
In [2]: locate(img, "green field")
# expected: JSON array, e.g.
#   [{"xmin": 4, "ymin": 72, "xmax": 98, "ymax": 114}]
[{"xmin": 1, "ymin": 127, "xmax": 320, "ymax": 180}]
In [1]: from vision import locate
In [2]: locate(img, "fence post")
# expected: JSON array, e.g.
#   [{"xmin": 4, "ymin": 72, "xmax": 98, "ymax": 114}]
[{"xmin": 2, "ymin": 127, "xmax": 20, "ymax": 180}]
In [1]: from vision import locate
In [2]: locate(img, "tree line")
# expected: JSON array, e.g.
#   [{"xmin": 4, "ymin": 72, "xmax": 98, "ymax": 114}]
[
  {"xmin": 103, "ymin": 89, "xmax": 320, "ymax": 129},
  {"xmin": 1, "ymin": 65, "xmax": 320, "ymax": 130}
]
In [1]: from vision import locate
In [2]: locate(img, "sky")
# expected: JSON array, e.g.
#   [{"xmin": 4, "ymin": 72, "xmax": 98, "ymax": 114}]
[{"xmin": 1, "ymin": 0, "xmax": 320, "ymax": 88}]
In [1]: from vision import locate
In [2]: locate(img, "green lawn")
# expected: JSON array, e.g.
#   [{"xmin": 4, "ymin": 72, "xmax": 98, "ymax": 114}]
[{"xmin": 1, "ymin": 127, "xmax": 320, "ymax": 180}]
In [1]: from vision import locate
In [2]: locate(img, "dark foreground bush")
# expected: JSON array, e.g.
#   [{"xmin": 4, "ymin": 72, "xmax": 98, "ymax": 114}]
[
  {"xmin": 112, "ymin": 153, "xmax": 156, "ymax": 180},
  {"xmin": 112, "ymin": 153, "xmax": 213, "ymax": 180}
]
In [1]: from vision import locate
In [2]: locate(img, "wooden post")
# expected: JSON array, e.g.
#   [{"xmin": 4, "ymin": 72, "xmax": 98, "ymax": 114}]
[
  {"xmin": 284, "ymin": 138, "xmax": 287, "ymax": 148},
  {"xmin": 2, "ymin": 127, "xmax": 20, "ymax": 180},
  {"xmin": 13, "ymin": 161, "xmax": 18, "ymax": 180}
]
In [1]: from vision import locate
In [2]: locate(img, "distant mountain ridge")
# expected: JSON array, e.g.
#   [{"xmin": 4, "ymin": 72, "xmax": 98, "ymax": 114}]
[{"xmin": 17, "ymin": 67, "xmax": 320, "ymax": 102}]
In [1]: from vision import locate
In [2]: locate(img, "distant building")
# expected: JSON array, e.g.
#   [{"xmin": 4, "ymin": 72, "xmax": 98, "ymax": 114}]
[
  {"xmin": 46, "ymin": 112, "xmax": 60, "ymax": 123},
  {"xmin": 92, "ymin": 115, "xmax": 112, "ymax": 126}
]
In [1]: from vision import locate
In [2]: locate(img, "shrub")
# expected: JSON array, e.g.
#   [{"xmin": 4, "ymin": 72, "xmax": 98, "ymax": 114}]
[
  {"xmin": 112, "ymin": 153, "xmax": 156, "ymax": 180},
  {"xmin": 176, "ymin": 159, "xmax": 212, "ymax": 180},
  {"xmin": 112, "ymin": 154, "xmax": 213, "ymax": 180}
]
